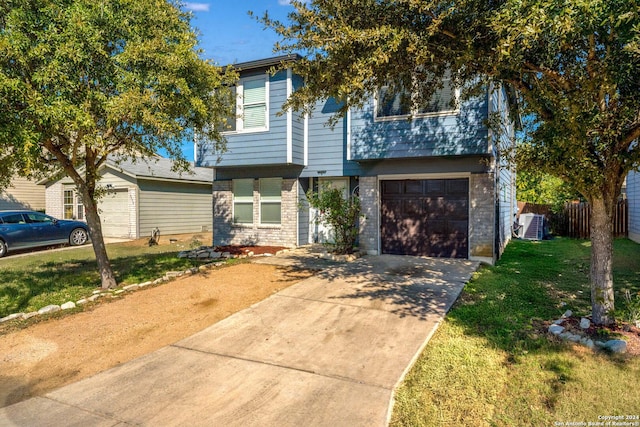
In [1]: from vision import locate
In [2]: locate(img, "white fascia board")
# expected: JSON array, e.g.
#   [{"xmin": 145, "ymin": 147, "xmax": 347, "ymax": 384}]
[{"xmin": 286, "ymin": 67, "xmax": 293, "ymax": 164}]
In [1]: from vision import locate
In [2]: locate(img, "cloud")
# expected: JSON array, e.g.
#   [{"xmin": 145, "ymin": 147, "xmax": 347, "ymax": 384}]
[{"xmin": 184, "ymin": 2, "xmax": 210, "ymax": 12}]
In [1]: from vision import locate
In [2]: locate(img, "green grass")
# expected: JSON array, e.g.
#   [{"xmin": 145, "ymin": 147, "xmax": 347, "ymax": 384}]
[
  {"xmin": 391, "ymin": 238, "xmax": 640, "ymax": 427},
  {"xmin": 0, "ymin": 242, "xmax": 210, "ymax": 317}
]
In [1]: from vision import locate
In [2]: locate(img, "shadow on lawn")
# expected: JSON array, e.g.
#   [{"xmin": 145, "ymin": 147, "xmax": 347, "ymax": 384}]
[{"xmin": 0, "ymin": 253, "xmax": 201, "ymax": 317}]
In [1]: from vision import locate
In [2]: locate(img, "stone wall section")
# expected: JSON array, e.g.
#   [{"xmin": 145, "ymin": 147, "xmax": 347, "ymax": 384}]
[
  {"xmin": 469, "ymin": 172, "xmax": 495, "ymax": 261},
  {"xmin": 128, "ymin": 187, "xmax": 139, "ymax": 239},
  {"xmin": 212, "ymin": 178, "xmax": 298, "ymax": 247},
  {"xmin": 358, "ymin": 176, "xmax": 379, "ymax": 255},
  {"xmin": 45, "ymin": 182, "xmax": 63, "ymax": 219}
]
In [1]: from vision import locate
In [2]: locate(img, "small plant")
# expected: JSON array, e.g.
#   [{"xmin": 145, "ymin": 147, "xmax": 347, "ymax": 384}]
[
  {"xmin": 618, "ymin": 289, "xmax": 640, "ymax": 328},
  {"xmin": 189, "ymin": 236, "xmax": 203, "ymax": 250},
  {"xmin": 307, "ymin": 186, "xmax": 361, "ymax": 255}
]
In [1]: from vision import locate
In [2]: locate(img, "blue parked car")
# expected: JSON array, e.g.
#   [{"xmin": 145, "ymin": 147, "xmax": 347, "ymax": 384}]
[{"xmin": 0, "ymin": 210, "xmax": 90, "ymax": 257}]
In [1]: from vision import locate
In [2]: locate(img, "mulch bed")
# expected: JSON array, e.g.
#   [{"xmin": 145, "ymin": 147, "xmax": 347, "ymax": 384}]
[
  {"xmin": 213, "ymin": 245, "xmax": 288, "ymax": 256},
  {"xmin": 539, "ymin": 316, "xmax": 640, "ymax": 357}
]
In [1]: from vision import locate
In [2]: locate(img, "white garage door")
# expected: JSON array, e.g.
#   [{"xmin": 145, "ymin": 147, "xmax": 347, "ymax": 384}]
[{"xmin": 98, "ymin": 189, "xmax": 130, "ymax": 238}]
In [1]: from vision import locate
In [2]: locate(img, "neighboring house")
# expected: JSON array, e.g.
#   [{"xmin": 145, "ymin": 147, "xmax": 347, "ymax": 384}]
[
  {"xmin": 197, "ymin": 55, "xmax": 518, "ymax": 264},
  {"xmin": 628, "ymin": 169, "xmax": 640, "ymax": 244},
  {"xmin": 40, "ymin": 157, "xmax": 213, "ymax": 239},
  {"xmin": 0, "ymin": 176, "xmax": 46, "ymax": 211}
]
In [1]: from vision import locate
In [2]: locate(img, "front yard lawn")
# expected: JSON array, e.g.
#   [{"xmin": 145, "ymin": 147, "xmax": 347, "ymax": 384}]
[
  {"xmin": 0, "ymin": 236, "xmax": 213, "ymax": 318},
  {"xmin": 391, "ymin": 238, "xmax": 640, "ymax": 426}
]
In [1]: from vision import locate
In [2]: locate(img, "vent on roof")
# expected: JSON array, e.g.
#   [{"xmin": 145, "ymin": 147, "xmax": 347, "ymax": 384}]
[{"xmin": 519, "ymin": 213, "xmax": 545, "ymax": 240}]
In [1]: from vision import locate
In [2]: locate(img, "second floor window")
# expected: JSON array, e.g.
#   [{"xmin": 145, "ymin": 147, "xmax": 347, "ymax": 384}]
[
  {"xmin": 237, "ymin": 75, "xmax": 268, "ymax": 132},
  {"xmin": 375, "ymin": 75, "xmax": 458, "ymax": 120}
]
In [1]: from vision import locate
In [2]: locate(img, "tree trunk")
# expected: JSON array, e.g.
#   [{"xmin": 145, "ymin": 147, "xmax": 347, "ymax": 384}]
[
  {"xmin": 83, "ymin": 195, "xmax": 117, "ymax": 289},
  {"xmin": 589, "ymin": 197, "xmax": 615, "ymax": 325}
]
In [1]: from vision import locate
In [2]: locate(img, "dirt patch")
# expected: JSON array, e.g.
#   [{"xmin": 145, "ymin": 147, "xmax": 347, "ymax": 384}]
[
  {"xmin": 0, "ymin": 261, "xmax": 314, "ymax": 408},
  {"xmin": 214, "ymin": 245, "xmax": 288, "ymax": 256}
]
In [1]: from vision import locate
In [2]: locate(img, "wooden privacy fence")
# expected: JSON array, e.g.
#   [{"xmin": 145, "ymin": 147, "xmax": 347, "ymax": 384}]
[{"xmin": 518, "ymin": 200, "xmax": 628, "ymax": 239}]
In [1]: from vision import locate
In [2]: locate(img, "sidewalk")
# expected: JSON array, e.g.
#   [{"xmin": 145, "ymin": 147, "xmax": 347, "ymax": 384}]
[{"xmin": 0, "ymin": 252, "xmax": 478, "ymax": 426}]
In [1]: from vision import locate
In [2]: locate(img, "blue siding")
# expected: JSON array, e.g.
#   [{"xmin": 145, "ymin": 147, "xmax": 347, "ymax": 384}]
[
  {"xmin": 350, "ymin": 95, "xmax": 489, "ymax": 160},
  {"xmin": 209, "ymin": 70, "xmax": 300, "ymax": 167},
  {"xmin": 291, "ymin": 75, "xmax": 305, "ymax": 165},
  {"xmin": 301, "ymin": 97, "xmax": 361, "ymax": 178},
  {"xmin": 629, "ymin": 169, "xmax": 640, "ymax": 243}
]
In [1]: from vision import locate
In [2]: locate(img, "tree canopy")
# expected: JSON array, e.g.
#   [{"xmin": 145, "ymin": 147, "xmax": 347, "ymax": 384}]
[
  {"xmin": 0, "ymin": 0, "xmax": 236, "ymax": 288},
  {"xmin": 264, "ymin": 0, "xmax": 640, "ymax": 324}
]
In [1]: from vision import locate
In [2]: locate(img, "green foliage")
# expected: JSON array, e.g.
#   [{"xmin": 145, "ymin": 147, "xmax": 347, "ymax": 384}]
[
  {"xmin": 0, "ymin": 0, "xmax": 236, "ymax": 287},
  {"xmin": 391, "ymin": 238, "xmax": 640, "ymax": 425},
  {"xmin": 264, "ymin": 0, "xmax": 640, "ymax": 324},
  {"xmin": 517, "ymin": 170, "xmax": 581, "ymax": 212},
  {"xmin": 307, "ymin": 186, "xmax": 360, "ymax": 254}
]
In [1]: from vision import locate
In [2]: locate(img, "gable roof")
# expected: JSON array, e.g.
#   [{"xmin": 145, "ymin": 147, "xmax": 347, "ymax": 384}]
[
  {"xmin": 107, "ymin": 157, "xmax": 212, "ymax": 184},
  {"xmin": 38, "ymin": 156, "xmax": 213, "ymax": 185}
]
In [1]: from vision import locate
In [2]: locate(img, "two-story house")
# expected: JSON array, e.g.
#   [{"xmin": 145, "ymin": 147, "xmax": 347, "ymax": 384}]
[{"xmin": 197, "ymin": 54, "xmax": 518, "ymax": 264}]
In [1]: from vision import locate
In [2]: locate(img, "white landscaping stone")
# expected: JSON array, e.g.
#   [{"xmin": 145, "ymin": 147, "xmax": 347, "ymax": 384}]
[
  {"xmin": 123, "ymin": 284, "xmax": 139, "ymax": 291},
  {"xmin": 585, "ymin": 339, "xmax": 595, "ymax": 349},
  {"xmin": 567, "ymin": 334, "xmax": 582, "ymax": 342},
  {"xmin": 88, "ymin": 294, "xmax": 101, "ymax": 302},
  {"xmin": 549, "ymin": 324, "xmax": 565, "ymax": 335},
  {"xmin": 138, "ymin": 281, "xmax": 152, "ymax": 288},
  {"xmin": 579, "ymin": 318, "xmax": 591, "ymax": 329},
  {"xmin": 38, "ymin": 304, "xmax": 61, "ymax": 315},
  {"xmin": 114, "ymin": 290, "xmax": 125, "ymax": 295},
  {"xmin": 153, "ymin": 278, "xmax": 164, "ymax": 284},
  {"xmin": 22, "ymin": 312, "xmax": 38, "ymax": 320},
  {"xmin": 222, "ymin": 252, "xmax": 231, "ymax": 258},
  {"xmin": 177, "ymin": 251, "xmax": 188, "ymax": 258},
  {"xmin": 595, "ymin": 341, "xmax": 606, "ymax": 348},
  {"xmin": 562, "ymin": 310, "xmax": 573, "ymax": 318},
  {"xmin": 603, "ymin": 340, "xmax": 627, "ymax": 354},
  {"xmin": 559, "ymin": 332, "xmax": 572, "ymax": 340},
  {"xmin": 1, "ymin": 313, "xmax": 25, "ymax": 323},
  {"xmin": 76, "ymin": 298, "xmax": 88, "ymax": 305},
  {"xmin": 553, "ymin": 319, "xmax": 564, "ymax": 325},
  {"xmin": 61, "ymin": 301, "xmax": 76, "ymax": 310}
]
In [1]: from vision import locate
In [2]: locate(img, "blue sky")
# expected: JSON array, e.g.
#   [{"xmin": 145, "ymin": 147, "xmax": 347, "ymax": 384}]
[
  {"xmin": 184, "ymin": 1, "xmax": 297, "ymax": 65},
  {"xmin": 177, "ymin": 1, "xmax": 299, "ymax": 160}
]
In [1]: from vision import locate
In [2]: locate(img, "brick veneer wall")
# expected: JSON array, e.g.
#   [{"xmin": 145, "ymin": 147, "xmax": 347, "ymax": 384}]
[
  {"xmin": 212, "ymin": 178, "xmax": 298, "ymax": 247},
  {"xmin": 358, "ymin": 176, "xmax": 379, "ymax": 255},
  {"xmin": 45, "ymin": 182, "xmax": 63, "ymax": 219},
  {"xmin": 469, "ymin": 172, "xmax": 495, "ymax": 260}
]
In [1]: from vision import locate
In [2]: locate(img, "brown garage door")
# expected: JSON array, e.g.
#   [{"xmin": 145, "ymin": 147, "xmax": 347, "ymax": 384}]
[{"xmin": 381, "ymin": 178, "xmax": 468, "ymax": 258}]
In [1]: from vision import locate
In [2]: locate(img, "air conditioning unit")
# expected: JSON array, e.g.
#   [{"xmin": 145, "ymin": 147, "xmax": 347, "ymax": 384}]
[{"xmin": 519, "ymin": 213, "xmax": 545, "ymax": 240}]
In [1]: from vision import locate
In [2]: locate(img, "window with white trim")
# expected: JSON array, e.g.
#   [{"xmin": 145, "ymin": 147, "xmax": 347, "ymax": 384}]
[
  {"xmin": 222, "ymin": 75, "xmax": 269, "ymax": 133},
  {"xmin": 375, "ymin": 75, "xmax": 458, "ymax": 120},
  {"xmin": 63, "ymin": 189, "xmax": 84, "ymax": 220},
  {"xmin": 233, "ymin": 179, "xmax": 254, "ymax": 224},
  {"xmin": 260, "ymin": 178, "xmax": 282, "ymax": 225}
]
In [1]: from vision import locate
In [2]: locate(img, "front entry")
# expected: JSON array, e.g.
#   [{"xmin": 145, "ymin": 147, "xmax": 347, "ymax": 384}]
[{"xmin": 380, "ymin": 178, "xmax": 469, "ymax": 258}]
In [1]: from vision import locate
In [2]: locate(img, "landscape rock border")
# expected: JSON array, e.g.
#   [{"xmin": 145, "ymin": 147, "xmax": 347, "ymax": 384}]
[
  {"xmin": 547, "ymin": 310, "xmax": 628, "ymax": 354},
  {"xmin": 0, "ymin": 248, "xmax": 290, "ymax": 326}
]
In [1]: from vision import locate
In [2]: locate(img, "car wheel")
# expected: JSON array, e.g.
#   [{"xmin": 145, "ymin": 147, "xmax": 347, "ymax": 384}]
[
  {"xmin": 70, "ymin": 228, "xmax": 88, "ymax": 246},
  {"xmin": 0, "ymin": 239, "xmax": 6, "ymax": 258}
]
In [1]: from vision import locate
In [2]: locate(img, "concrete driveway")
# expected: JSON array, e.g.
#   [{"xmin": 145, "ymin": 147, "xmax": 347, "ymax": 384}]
[{"xmin": 0, "ymin": 251, "xmax": 478, "ymax": 426}]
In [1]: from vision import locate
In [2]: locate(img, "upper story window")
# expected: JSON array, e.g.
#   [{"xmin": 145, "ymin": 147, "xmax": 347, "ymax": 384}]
[
  {"xmin": 224, "ymin": 75, "xmax": 269, "ymax": 133},
  {"xmin": 375, "ymin": 75, "xmax": 458, "ymax": 121}
]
